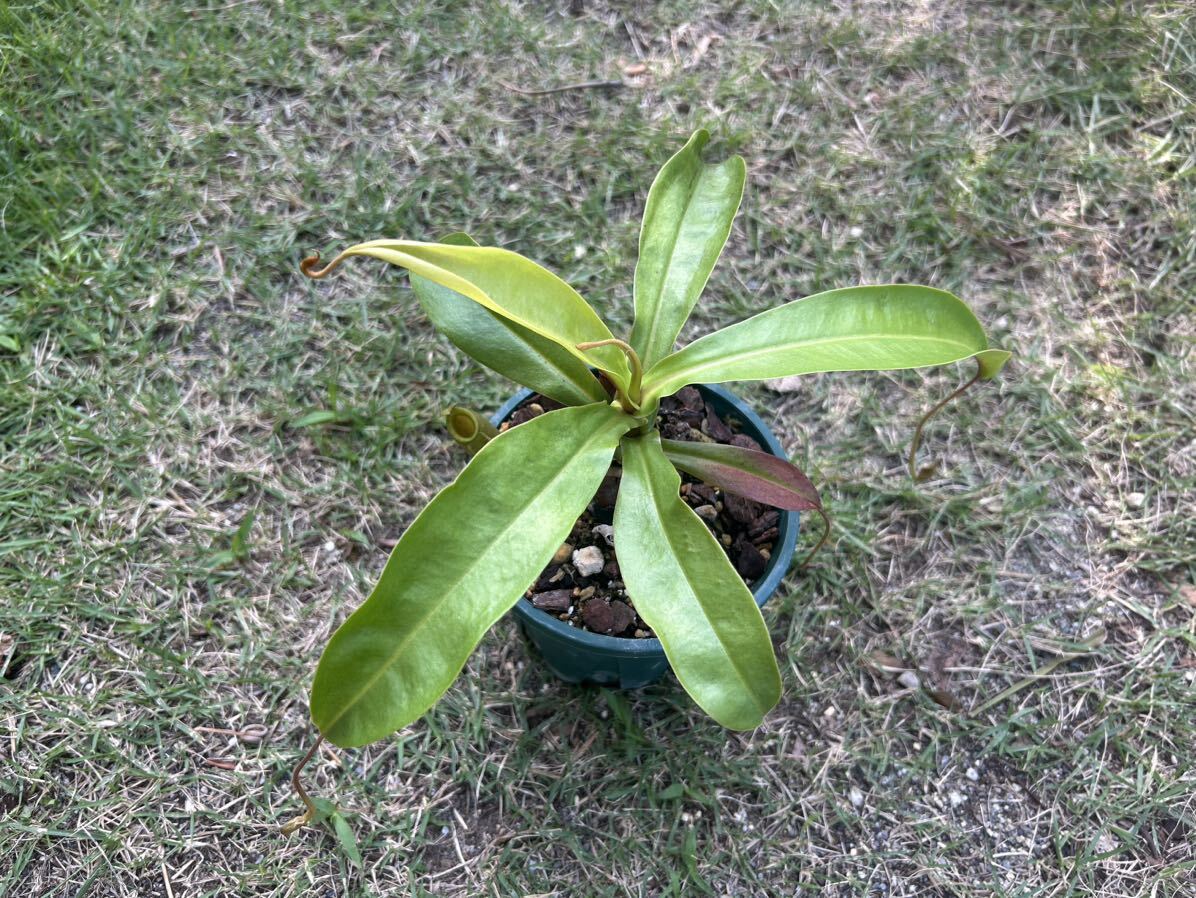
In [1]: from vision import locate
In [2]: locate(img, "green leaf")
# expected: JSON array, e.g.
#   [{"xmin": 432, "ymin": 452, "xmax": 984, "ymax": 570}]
[
  {"xmin": 310, "ymin": 402, "xmax": 632, "ymax": 748},
  {"xmin": 614, "ymin": 433, "xmax": 781, "ymax": 729},
  {"xmin": 306, "ymin": 239, "xmax": 631, "ymax": 390},
  {"xmin": 412, "ymin": 234, "xmax": 607, "ymax": 406},
  {"xmin": 629, "ymin": 130, "xmax": 746, "ymax": 371},
  {"xmin": 330, "ymin": 812, "xmax": 363, "ymax": 867},
  {"xmin": 641, "ymin": 285, "xmax": 1012, "ymax": 404},
  {"xmin": 659, "ymin": 439, "xmax": 820, "ymax": 510},
  {"xmin": 306, "ymin": 798, "xmax": 363, "ymax": 866}
]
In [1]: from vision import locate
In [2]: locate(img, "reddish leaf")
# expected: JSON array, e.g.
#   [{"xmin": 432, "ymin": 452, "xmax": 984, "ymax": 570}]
[{"xmin": 659, "ymin": 439, "xmax": 821, "ymax": 511}]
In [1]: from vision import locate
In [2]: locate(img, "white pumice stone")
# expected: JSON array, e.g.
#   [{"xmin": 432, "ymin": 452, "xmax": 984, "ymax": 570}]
[{"xmin": 572, "ymin": 545, "xmax": 605, "ymax": 577}]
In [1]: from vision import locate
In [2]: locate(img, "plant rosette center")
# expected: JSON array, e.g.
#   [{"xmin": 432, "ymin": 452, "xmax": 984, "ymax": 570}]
[{"xmin": 505, "ymin": 386, "xmax": 785, "ymax": 640}]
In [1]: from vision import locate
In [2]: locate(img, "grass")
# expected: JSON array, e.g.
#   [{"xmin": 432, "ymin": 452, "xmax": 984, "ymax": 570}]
[{"xmin": 1, "ymin": 0, "xmax": 1194, "ymax": 895}]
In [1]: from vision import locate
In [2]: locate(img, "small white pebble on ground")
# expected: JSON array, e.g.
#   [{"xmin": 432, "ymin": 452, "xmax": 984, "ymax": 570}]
[
  {"xmin": 572, "ymin": 545, "xmax": 604, "ymax": 577},
  {"xmin": 592, "ymin": 524, "xmax": 615, "ymax": 547},
  {"xmin": 849, "ymin": 786, "xmax": 864, "ymax": 809},
  {"xmin": 897, "ymin": 670, "xmax": 920, "ymax": 690},
  {"xmin": 1126, "ymin": 491, "xmax": 1146, "ymax": 509},
  {"xmin": 966, "ymin": 767, "xmax": 980, "ymax": 782},
  {"xmin": 949, "ymin": 790, "xmax": 966, "ymax": 808}
]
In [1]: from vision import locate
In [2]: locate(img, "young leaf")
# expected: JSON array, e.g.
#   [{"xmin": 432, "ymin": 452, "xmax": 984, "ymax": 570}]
[
  {"xmin": 659, "ymin": 439, "xmax": 820, "ymax": 510},
  {"xmin": 412, "ymin": 234, "xmax": 607, "ymax": 406},
  {"xmin": 615, "ymin": 432, "xmax": 781, "ymax": 729},
  {"xmin": 641, "ymin": 285, "xmax": 1011, "ymax": 404},
  {"xmin": 629, "ymin": 130, "xmax": 746, "ymax": 370},
  {"xmin": 661, "ymin": 439, "xmax": 833, "ymax": 567},
  {"xmin": 302, "ymin": 240, "xmax": 631, "ymax": 391},
  {"xmin": 310, "ymin": 402, "xmax": 632, "ymax": 748}
]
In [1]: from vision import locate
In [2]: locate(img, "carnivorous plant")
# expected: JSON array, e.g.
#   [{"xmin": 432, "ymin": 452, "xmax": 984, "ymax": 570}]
[{"xmin": 288, "ymin": 130, "xmax": 1009, "ymax": 826}]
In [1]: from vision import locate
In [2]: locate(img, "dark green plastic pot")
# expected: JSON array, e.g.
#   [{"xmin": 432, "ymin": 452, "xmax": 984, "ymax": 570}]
[{"xmin": 494, "ymin": 384, "xmax": 799, "ymax": 689}]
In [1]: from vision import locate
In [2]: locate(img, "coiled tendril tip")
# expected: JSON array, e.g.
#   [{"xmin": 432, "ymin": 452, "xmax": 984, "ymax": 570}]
[{"xmin": 300, "ymin": 252, "xmax": 345, "ymax": 279}]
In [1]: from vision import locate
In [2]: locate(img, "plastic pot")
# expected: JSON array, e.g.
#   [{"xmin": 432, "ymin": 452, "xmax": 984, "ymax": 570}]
[{"xmin": 492, "ymin": 384, "xmax": 800, "ymax": 689}]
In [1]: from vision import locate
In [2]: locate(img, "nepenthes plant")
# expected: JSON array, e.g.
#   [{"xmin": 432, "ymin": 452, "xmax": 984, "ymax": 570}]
[{"xmin": 285, "ymin": 129, "xmax": 1009, "ymax": 831}]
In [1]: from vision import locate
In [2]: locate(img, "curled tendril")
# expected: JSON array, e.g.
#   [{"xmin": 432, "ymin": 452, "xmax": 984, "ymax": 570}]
[
  {"xmin": 576, "ymin": 338, "xmax": 643, "ymax": 414},
  {"xmin": 907, "ymin": 360, "xmax": 984, "ymax": 482},
  {"xmin": 797, "ymin": 506, "xmax": 832, "ymax": 569},
  {"xmin": 299, "ymin": 252, "xmax": 347, "ymax": 279}
]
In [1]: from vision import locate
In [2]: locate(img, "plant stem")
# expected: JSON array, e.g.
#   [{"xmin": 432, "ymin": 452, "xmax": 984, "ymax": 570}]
[{"xmin": 907, "ymin": 360, "xmax": 983, "ymax": 482}]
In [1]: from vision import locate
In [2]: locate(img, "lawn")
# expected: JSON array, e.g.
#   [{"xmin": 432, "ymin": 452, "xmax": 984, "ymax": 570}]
[{"xmin": 1, "ymin": 1, "xmax": 1193, "ymax": 895}]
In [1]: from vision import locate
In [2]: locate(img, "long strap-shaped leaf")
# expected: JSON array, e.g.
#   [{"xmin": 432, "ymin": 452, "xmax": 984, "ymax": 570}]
[
  {"xmin": 629, "ymin": 130, "xmax": 747, "ymax": 371},
  {"xmin": 411, "ymin": 234, "xmax": 607, "ymax": 406},
  {"xmin": 311, "ymin": 402, "xmax": 632, "ymax": 748},
  {"xmin": 615, "ymin": 432, "xmax": 781, "ymax": 729},
  {"xmin": 659, "ymin": 439, "xmax": 820, "ymax": 511},
  {"xmin": 305, "ymin": 240, "xmax": 631, "ymax": 390},
  {"xmin": 642, "ymin": 285, "xmax": 1012, "ymax": 405}
]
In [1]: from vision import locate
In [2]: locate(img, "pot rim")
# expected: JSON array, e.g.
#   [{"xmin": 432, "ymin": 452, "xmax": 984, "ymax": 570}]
[{"xmin": 497, "ymin": 383, "xmax": 800, "ymax": 658}]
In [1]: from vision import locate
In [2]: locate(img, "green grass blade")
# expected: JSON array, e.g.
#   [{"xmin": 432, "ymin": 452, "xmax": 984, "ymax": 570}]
[
  {"xmin": 629, "ymin": 130, "xmax": 746, "ymax": 371},
  {"xmin": 310, "ymin": 402, "xmax": 632, "ymax": 747},
  {"xmin": 411, "ymin": 233, "xmax": 607, "ymax": 406},
  {"xmin": 615, "ymin": 432, "xmax": 781, "ymax": 729},
  {"xmin": 306, "ymin": 239, "xmax": 631, "ymax": 390},
  {"xmin": 642, "ymin": 285, "xmax": 1011, "ymax": 404}
]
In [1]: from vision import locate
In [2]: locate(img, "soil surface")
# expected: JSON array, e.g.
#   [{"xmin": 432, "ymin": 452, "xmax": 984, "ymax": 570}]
[{"xmin": 503, "ymin": 387, "xmax": 783, "ymax": 639}]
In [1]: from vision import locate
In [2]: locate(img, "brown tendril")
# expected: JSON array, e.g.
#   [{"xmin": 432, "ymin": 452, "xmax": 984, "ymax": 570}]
[
  {"xmin": 907, "ymin": 360, "xmax": 983, "ymax": 482},
  {"xmin": 280, "ymin": 732, "xmax": 327, "ymax": 834},
  {"xmin": 299, "ymin": 252, "xmax": 347, "ymax": 279},
  {"xmin": 798, "ymin": 506, "xmax": 832, "ymax": 569}
]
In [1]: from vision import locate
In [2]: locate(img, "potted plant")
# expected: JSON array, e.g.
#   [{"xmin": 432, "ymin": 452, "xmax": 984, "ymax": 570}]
[
  {"xmin": 486, "ymin": 380, "xmax": 803, "ymax": 694},
  {"xmin": 286, "ymin": 130, "xmax": 1009, "ymax": 828}
]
